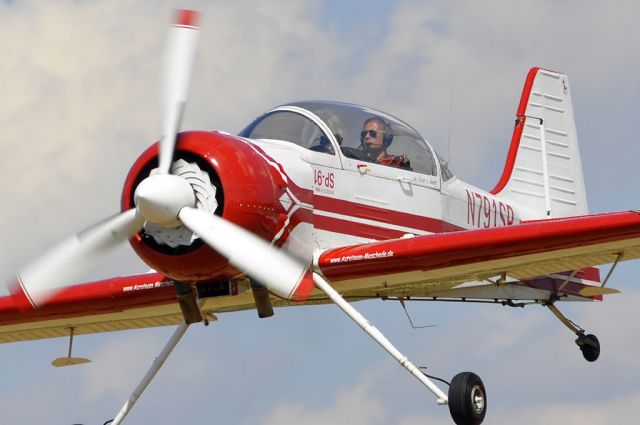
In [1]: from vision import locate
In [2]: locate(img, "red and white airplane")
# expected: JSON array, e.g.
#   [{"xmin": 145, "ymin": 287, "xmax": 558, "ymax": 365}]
[{"xmin": 2, "ymin": 10, "xmax": 639, "ymax": 425}]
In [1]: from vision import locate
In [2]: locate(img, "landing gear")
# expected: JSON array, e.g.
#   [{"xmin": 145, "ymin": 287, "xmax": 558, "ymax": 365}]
[
  {"xmin": 174, "ymin": 281, "xmax": 204, "ymax": 324},
  {"xmin": 250, "ymin": 278, "xmax": 275, "ymax": 318},
  {"xmin": 448, "ymin": 372, "xmax": 487, "ymax": 425},
  {"xmin": 546, "ymin": 303, "xmax": 600, "ymax": 362},
  {"xmin": 109, "ymin": 300, "xmax": 206, "ymax": 425},
  {"xmin": 576, "ymin": 333, "xmax": 600, "ymax": 362},
  {"xmin": 312, "ymin": 273, "xmax": 487, "ymax": 424}
]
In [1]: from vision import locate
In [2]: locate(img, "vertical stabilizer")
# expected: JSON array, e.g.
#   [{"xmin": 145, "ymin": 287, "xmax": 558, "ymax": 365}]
[{"xmin": 491, "ymin": 68, "xmax": 588, "ymax": 218}]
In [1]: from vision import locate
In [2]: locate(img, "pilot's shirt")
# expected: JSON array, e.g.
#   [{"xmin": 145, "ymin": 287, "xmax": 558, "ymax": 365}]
[{"xmin": 378, "ymin": 154, "xmax": 412, "ymax": 170}]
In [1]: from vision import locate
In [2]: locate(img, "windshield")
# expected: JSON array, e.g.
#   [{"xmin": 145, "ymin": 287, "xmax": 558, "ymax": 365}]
[
  {"xmin": 239, "ymin": 101, "xmax": 445, "ymax": 176},
  {"xmin": 292, "ymin": 101, "xmax": 436, "ymax": 175}
]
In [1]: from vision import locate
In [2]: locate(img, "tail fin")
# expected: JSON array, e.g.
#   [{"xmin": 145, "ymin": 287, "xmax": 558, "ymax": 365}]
[{"xmin": 491, "ymin": 68, "xmax": 589, "ymax": 218}]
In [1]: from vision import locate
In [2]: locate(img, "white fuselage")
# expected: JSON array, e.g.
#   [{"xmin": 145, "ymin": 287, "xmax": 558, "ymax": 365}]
[{"xmin": 250, "ymin": 138, "xmax": 535, "ymax": 262}]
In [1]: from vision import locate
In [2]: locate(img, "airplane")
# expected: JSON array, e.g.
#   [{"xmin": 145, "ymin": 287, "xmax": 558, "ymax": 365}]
[{"xmin": 2, "ymin": 9, "xmax": 640, "ymax": 425}]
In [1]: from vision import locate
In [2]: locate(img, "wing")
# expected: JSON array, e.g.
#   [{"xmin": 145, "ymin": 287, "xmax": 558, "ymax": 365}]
[
  {"xmin": 3, "ymin": 210, "xmax": 638, "ymax": 343},
  {"xmin": 315, "ymin": 211, "xmax": 640, "ymax": 300},
  {"xmin": 0, "ymin": 273, "xmax": 258, "ymax": 343}
]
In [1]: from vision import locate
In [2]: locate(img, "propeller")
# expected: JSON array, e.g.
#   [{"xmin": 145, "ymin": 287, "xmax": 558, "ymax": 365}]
[
  {"xmin": 158, "ymin": 9, "xmax": 200, "ymax": 175},
  {"xmin": 11, "ymin": 10, "xmax": 307, "ymax": 309},
  {"xmin": 14, "ymin": 209, "xmax": 144, "ymax": 308},
  {"xmin": 178, "ymin": 208, "xmax": 306, "ymax": 299}
]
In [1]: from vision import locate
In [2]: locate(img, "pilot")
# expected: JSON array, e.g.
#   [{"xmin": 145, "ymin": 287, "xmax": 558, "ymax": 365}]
[{"xmin": 360, "ymin": 117, "xmax": 411, "ymax": 170}]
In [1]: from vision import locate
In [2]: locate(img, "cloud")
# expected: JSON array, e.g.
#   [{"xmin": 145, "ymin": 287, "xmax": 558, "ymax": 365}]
[
  {"xmin": 262, "ymin": 377, "xmax": 387, "ymax": 425},
  {"xmin": 343, "ymin": 0, "xmax": 640, "ymax": 189},
  {"xmin": 0, "ymin": 1, "xmax": 169, "ymax": 281},
  {"xmin": 250, "ymin": 285, "xmax": 640, "ymax": 425},
  {"xmin": 490, "ymin": 391, "xmax": 640, "ymax": 425},
  {"xmin": 0, "ymin": 0, "xmax": 350, "ymax": 281},
  {"xmin": 82, "ymin": 331, "xmax": 170, "ymax": 400}
]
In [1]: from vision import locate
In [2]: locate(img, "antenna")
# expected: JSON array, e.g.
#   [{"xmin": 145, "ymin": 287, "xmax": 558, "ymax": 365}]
[
  {"xmin": 399, "ymin": 298, "xmax": 436, "ymax": 329},
  {"xmin": 447, "ymin": 89, "xmax": 454, "ymax": 168},
  {"xmin": 51, "ymin": 327, "xmax": 91, "ymax": 367}
]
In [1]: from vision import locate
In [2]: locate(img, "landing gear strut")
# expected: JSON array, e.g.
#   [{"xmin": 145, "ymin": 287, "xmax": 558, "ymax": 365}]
[
  {"xmin": 546, "ymin": 303, "xmax": 600, "ymax": 362},
  {"xmin": 312, "ymin": 273, "xmax": 487, "ymax": 424}
]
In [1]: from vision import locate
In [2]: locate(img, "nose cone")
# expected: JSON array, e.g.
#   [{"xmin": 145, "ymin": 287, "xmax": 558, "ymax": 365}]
[{"xmin": 134, "ymin": 174, "xmax": 196, "ymax": 227}]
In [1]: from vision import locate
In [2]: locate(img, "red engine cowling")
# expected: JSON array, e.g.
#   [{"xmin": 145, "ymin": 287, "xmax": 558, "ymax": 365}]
[{"xmin": 121, "ymin": 131, "xmax": 286, "ymax": 282}]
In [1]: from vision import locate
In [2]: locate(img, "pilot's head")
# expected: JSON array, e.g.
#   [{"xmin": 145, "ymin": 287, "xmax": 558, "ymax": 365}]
[{"xmin": 361, "ymin": 117, "xmax": 393, "ymax": 153}]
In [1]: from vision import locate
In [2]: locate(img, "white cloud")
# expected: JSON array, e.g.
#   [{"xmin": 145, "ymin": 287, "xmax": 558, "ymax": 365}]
[
  {"xmin": 252, "ymin": 286, "xmax": 640, "ymax": 425},
  {"xmin": 83, "ymin": 331, "xmax": 170, "ymax": 400},
  {"xmin": 0, "ymin": 1, "xmax": 168, "ymax": 280},
  {"xmin": 344, "ymin": 0, "xmax": 640, "ymax": 188},
  {"xmin": 490, "ymin": 391, "xmax": 640, "ymax": 425},
  {"xmin": 263, "ymin": 378, "xmax": 387, "ymax": 425},
  {"xmin": 0, "ymin": 0, "xmax": 350, "ymax": 281}
]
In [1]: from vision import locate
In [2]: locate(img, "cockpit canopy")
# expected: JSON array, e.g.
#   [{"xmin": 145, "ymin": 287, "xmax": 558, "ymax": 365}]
[{"xmin": 238, "ymin": 100, "xmax": 453, "ymax": 180}]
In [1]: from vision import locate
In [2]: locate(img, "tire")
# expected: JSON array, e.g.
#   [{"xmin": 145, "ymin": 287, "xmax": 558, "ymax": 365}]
[
  {"xmin": 448, "ymin": 372, "xmax": 487, "ymax": 425},
  {"xmin": 577, "ymin": 333, "xmax": 600, "ymax": 362}
]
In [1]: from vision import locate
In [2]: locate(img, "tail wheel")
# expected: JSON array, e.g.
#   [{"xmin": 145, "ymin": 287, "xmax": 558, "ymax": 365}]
[
  {"xmin": 576, "ymin": 333, "xmax": 600, "ymax": 362},
  {"xmin": 448, "ymin": 372, "xmax": 486, "ymax": 425}
]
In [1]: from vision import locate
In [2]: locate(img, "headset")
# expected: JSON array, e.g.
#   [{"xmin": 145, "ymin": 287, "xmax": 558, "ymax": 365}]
[{"xmin": 361, "ymin": 116, "xmax": 394, "ymax": 147}]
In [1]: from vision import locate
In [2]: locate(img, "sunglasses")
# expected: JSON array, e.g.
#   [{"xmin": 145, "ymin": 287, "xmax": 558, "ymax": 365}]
[{"xmin": 361, "ymin": 129, "xmax": 381, "ymax": 138}]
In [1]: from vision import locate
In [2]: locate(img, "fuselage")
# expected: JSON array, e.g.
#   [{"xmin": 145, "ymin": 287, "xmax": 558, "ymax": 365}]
[
  {"xmin": 239, "ymin": 100, "xmax": 533, "ymax": 263},
  {"xmin": 121, "ymin": 101, "xmax": 534, "ymax": 284}
]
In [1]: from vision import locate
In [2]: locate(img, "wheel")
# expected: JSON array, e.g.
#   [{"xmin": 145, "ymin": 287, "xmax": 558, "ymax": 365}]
[
  {"xmin": 576, "ymin": 333, "xmax": 600, "ymax": 362},
  {"xmin": 448, "ymin": 372, "xmax": 487, "ymax": 425}
]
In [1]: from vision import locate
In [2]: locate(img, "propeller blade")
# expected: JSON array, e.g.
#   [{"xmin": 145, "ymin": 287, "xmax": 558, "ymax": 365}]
[
  {"xmin": 12, "ymin": 209, "xmax": 144, "ymax": 308},
  {"xmin": 158, "ymin": 9, "xmax": 201, "ymax": 174},
  {"xmin": 178, "ymin": 207, "xmax": 307, "ymax": 299}
]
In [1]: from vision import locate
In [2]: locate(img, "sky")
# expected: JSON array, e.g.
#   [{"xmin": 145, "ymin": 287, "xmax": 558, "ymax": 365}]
[{"xmin": 0, "ymin": 0, "xmax": 639, "ymax": 424}]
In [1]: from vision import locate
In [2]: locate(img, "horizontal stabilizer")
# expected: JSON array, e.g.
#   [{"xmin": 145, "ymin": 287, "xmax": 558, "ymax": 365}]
[{"xmin": 579, "ymin": 286, "xmax": 620, "ymax": 297}]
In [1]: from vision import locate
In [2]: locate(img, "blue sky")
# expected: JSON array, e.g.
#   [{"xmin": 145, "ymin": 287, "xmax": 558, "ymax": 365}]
[{"xmin": 1, "ymin": 1, "xmax": 640, "ymax": 424}]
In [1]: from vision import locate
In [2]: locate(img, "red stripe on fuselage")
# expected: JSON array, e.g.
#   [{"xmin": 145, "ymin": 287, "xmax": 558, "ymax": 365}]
[
  {"xmin": 246, "ymin": 140, "xmax": 464, "ymax": 238},
  {"xmin": 243, "ymin": 141, "xmax": 313, "ymax": 205},
  {"xmin": 314, "ymin": 195, "xmax": 463, "ymax": 234},
  {"xmin": 274, "ymin": 207, "xmax": 314, "ymax": 246},
  {"xmin": 314, "ymin": 214, "xmax": 408, "ymax": 240}
]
